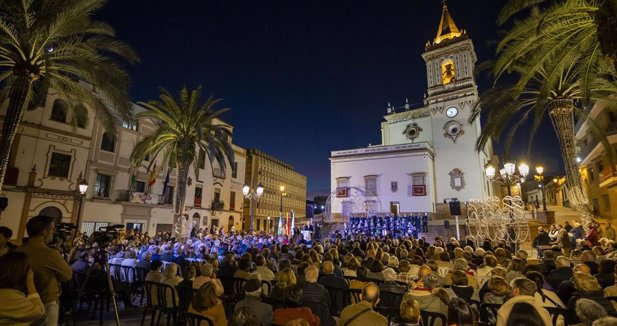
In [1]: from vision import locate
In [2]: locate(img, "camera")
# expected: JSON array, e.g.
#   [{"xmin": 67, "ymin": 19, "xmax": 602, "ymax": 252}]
[
  {"xmin": 89, "ymin": 224, "xmax": 124, "ymax": 247},
  {"xmin": 53, "ymin": 222, "xmax": 77, "ymax": 242}
]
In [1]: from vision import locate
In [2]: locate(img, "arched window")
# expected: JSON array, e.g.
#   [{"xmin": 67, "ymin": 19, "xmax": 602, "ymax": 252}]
[
  {"xmin": 192, "ymin": 212, "xmax": 201, "ymax": 229},
  {"xmin": 100, "ymin": 132, "xmax": 115, "ymax": 152},
  {"xmin": 39, "ymin": 206, "xmax": 63, "ymax": 224},
  {"xmin": 441, "ymin": 59, "xmax": 456, "ymax": 85},
  {"xmin": 50, "ymin": 99, "xmax": 68, "ymax": 123},
  {"xmin": 73, "ymin": 105, "xmax": 88, "ymax": 128}
]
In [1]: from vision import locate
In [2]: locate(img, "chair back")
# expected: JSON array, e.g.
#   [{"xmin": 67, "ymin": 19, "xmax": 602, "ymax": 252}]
[
  {"xmin": 185, "ymin": 312, "xmax": 214, "ymax": 326},
  {"xmin": 366, "ymin": 277, "xmax": 384, "ymax": 285},
  {"xmin": 324, "ymin": 286, "xmax": 347, "ymax": 316},
  {"xmin": 232, "ymin": 277, "xmax": 246, "ymax": 298},
  {"xmin": 379, "ymin": 289, "xmax": 403, "ymax": 308},
  {"xmin": 420, "ymin": 311, "xmax": 446, "ymax": 326},
  {"xmin": 545, "ymin": 306, "xmax": 567, "ymax": 326},
  {"xmin": 261, "ymin": 280, "xmax": 273, "ymax": 297},
  {"xmin": 155, "ymin": 282, "xmax": 178, "ymax": 310},
  {"xmin": 346, "ymin": 288, "xmax": 363, "ymax": 305},
  {"xmin": 121, "ymin": 265, "xmax": 136, "ymax": 283},
  {"xmin": 143, "ymin": 281, "xmax": 159, "ymax": 308}
]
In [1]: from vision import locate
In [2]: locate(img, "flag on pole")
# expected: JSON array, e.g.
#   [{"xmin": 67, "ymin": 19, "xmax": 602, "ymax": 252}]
[
  {"xmin": 162, "ymin": 168, "xmax": 170, "ymax": 195},
  {"xmin": 290, "ymin": 210, "xmax": 295, "ymax": 235},
  {"xmin": 148, "ymin": 162, "xmax": 157, "ymax": 192},
  {"xmin": 277, "ymin": 217, "xmax": 283, "ymax": 236},
  {"xmin": 130, "ymin": 174, "xmax": 136, "ymax": 192}
]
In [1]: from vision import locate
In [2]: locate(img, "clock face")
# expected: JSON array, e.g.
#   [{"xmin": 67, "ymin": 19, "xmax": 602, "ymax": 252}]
[{"xmin": 446, "ymin": 107, "xmax": 458, "ymax": 118}]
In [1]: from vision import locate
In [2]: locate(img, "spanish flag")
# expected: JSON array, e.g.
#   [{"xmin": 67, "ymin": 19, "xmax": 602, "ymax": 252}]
[{"xmin": 148, "ymin": 162, "xmax": 157, "ymax": 192}]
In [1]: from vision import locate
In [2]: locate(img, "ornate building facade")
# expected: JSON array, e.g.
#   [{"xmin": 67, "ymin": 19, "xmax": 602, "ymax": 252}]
[
  {"xmin": 0, "ymin": 89, "xmax": 247, "ymax": 240},
  {"xmin": 243, "ymin": 149, "xmax": 307, "ymax": 232},
  {"xmin": 330, "ymin": 4, "xmax": 494, "ymax": 220}
]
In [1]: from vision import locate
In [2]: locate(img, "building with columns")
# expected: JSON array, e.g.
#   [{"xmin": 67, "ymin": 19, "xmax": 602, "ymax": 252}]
[
  {"xmin": 330, "ymin": 4, "xmax": 493, "ymax": 221},
  {"xmin": 0, "ymin": 89, "xmax": 247, "ymax": 240},
  {"xmin": 243, "ymin": 149, "xmax": 307, "ymax": 232}
]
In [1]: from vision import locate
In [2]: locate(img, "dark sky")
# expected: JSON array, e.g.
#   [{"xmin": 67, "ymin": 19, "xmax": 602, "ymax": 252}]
[{"xmin": 97, "ymin": 0, "xmax": 563, "ymax": 198}]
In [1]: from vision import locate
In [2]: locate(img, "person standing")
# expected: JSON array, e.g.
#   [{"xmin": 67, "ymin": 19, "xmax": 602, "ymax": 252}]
[{"xmin": 17, "ymin": 215, "xmax": 72, "ymax": 326}]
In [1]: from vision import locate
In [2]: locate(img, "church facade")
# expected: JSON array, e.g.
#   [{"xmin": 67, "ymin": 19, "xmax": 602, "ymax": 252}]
[{"xmin": 330, "ymin": 4, "xmax": 494, "ymax": 221}]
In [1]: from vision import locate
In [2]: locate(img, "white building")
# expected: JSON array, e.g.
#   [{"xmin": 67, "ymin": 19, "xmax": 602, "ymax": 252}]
[
  {"xmin": 0, "ymin": 88, "xmax": 246, "ymax": 241},
  {"xmin": 330, "ymin": 4, "xmax": 493, "ymax": 220}
]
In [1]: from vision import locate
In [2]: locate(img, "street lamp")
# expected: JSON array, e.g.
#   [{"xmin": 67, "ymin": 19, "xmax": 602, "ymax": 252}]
[
  {"xmin": 535, "ymin": 166, "xmax": 547, "ymax": 211},
  {"xmin": 485, "ymin": 161, "xmax": 530, "ymax": 197},
  {"xmin": 243, "ymin": 182, "xmax": 264, "ymax": 232},
  {"xmin": 75, "ymin": 173, "xmax": 88, "ymax": 232},
  {"xmin": 279, "ymin": 185, "xmax": 287, "ymax": 235}
]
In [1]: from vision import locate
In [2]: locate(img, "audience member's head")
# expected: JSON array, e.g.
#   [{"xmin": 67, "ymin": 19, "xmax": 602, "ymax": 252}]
[
  {"xmin": 163, "ymin": 262, "xmax": 178, "ymax": 278},
  {"xmin": 510, "ymin": 277, "xmax": 536, "ymax": 297},
  {"xmin": 576, "ymin": 298, "xmax": 608, "ymax": 326},
  {"xmin": 362, "ymin": 283, "xmax": 380, "ymax": 307},
  {"xmin": 0, "ymin": 251, "xmax": 30, "ymax": 292},
  {"xmin": 229, "ymin": 306, "xmax": 261, "ymax": 326},
  {"xmin": 199, "ymin": 263, "xmax": 213, "ymax": 277},
  {"xmin": 556, "ymin": 256, "xmax": 570, "ymax": 268},
  {"xmin": 304, "ymin": 264, "xmax": 319, "ymax": 283},
  {"xmin": 488, "ymin": 276, "xmax": 510, "ymax": 296},
  {"xmin": 573, "ymin": 263, "xmax": 592, "ymax": 274},
  {"xmin": 447, "ymin": 298, "xmax": 477, "ymax": 326},
  {"xmin": 285, "ymin": 319, "xmax": 311, "ymax": 326},
  {"xmin": 244, "ymin": 279, "xmax": 262, "ymax": 297},
  {"xmin": 150, "ymin": 260, "xmax": 163, "ymax": 271},
  {"xmin": 505, "ymin": 302, "xmax": 545, "ymax": 326},
  {"xmin": 26, "ymin": 215, "xmax": 55, "ymax": 241},
  {"xmin": 592, "ymin": 316, "xmax": 617, "ymax": 326},
  {"xmin": 573, "ymin": 272, "xmax": 601, "ymax": 292},
  {"xmin": 382, "ymin": 268, "xmax": 397, "ymax": 282},
  {"xmin": 322, "ymin": 261, "xmax": 334, "ymax": 275},
  {"xmin": 399, "ymin": 299, "xmax": 421, "ymax": 324},
  {"xmin": 192, "ymin": 282, "xmax": 218, "ymax": 312}
]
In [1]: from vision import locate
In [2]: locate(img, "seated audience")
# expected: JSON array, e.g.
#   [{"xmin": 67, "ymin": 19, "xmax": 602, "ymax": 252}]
[
  {"xmin": 447, "ymin": 298, "xmax": 477, "ymax": 326},
  {"xmin": 389, "ymin": 298, "xmax": 421, "ymax": 326},
  {"xmin": 503, "ymin": 302, "xmax": 546, "ymax": 326},
  {"xmin": 566, "ymin": 272, "xmax": 615, "ymax": 324},
  {"xmin": 274, "ymin": 287, "xmax": 320, "ymax": 326},
  {"xmin": 193, "ymin": 263, "xmax": 224, "ymax": 297},
  {"xmin": 575, "ymin": 298, "xmax": 608, "ymax": 326}
]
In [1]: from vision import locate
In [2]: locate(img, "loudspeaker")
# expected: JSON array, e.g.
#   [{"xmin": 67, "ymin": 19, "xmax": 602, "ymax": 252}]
[
  {"xmin": 449, "ymin": 201, "xmax": 461, "ymax": 216},
  {"xmin": 444, "ymin": 220, "xmax": 450, "ymax": 229}
]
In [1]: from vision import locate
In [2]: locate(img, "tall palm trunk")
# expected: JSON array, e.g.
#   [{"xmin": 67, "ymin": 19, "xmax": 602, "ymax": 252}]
[
  {"xmin": 174, "ymin": 160, "xmax": 190, "ymax": 236},
  {"xmin": 0, "ymin": 76, "xmax": 33, "ymax": 193},
  {"xmin": 548, "ymin": 98, "xmax": 592, "ymax": 223}
]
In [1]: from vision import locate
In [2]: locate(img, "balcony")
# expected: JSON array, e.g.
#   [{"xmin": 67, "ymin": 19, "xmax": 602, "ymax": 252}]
[
  {"xmin": 211, "ymin": 200, "xmax": 225, "ymax": 211},
  {"xmin": 213, "ymin": 168, "xmax": 225, "ymax": 179},
  {"xmin": 129, "ymin": 192, "xmax": 161, "ymax": 205},
  {"xmin": 578, "ymin": 121, "xmax": 617, "ymax": 160},
  {"xmin": 600, "ymin": 166, "xmax": 617, "ymax": 188}
]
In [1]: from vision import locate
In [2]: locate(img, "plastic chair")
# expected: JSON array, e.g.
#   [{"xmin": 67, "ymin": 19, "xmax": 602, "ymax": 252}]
[
  {"xmin": 140, "ymin": 281, "xmax": 159, "ymax": 326},
  {"xmin": 185, "ymin": 313, "xmax": 214, "ymax": 326},
  {"xmin": 545, "ymin": 306, "xmax": 567, "ymax": 326},
  {"xmin": 154, "ymin": 283, "xmax": 179, "ymax": 326},
  {"xmin": 420, "ymin": 311, "xmax": 447, "ymax": 326}
]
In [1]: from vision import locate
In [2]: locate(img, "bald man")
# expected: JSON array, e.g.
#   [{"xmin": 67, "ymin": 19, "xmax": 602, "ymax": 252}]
[
  {"xmin": 338, "ymin": 283, "xmax": 388, "ymax": 326},
  {"xmin": 557, "ymin": 263, "xmax": 591, "ymax": 303}
]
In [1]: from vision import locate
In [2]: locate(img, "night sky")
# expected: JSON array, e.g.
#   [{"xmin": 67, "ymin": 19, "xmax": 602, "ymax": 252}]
[{"xmin": 97, "ymin": 0, "xmax": 564, "ymax": 198}]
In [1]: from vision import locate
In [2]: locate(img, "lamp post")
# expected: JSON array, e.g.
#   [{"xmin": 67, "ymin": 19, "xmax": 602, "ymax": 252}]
[
  {"xmin": 485, "ymin": 161, "xmax": 530, "ymax": 197},
  {"xmin": 243, "ymin": 182, "xmax": 264, "ymax": 232},
  {"xmin": 75, "ymin": 178, "xmax": 88, "ymax": 230},
  {"xmin": 535, "ymin": 166, "xmax": 547, "ymax": 211},
  {"xmin": 279, "ymin": 185, "xmax": 287, "ymax": 235}
]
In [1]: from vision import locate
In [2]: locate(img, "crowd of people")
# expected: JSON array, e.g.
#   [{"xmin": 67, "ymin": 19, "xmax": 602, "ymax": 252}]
[
  {"xmin": 345, "ymin": 215, "xmax": 429, "ymax": 238},
  {"xmin": 1, "ymin": 215, "xmax": 617, "ymax": 326}
]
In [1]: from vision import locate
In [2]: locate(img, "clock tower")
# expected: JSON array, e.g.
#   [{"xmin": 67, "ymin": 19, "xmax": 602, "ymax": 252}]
[{"xmin": 421, "ymin": 2, "xmax": 492, "ymax": 203}]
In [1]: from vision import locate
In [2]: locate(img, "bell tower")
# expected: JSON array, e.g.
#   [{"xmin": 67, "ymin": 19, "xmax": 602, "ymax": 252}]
[{"xmin": 421, "ymin": 2, "xmax": 492, "ymax": 203}]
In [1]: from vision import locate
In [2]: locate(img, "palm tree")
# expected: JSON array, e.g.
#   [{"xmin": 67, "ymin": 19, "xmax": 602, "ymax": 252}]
[
  {"xmin": 495, "ymin": 0, "xmax": 617, "ymax": 90},
  {"xmin": 0, "ymin": 0, "xmax": 137, "ymax": 192},
  {"xmin": 130, "ymin": 87, "xmax": 235, "ymax": 232},
  {"xmin": 475, "ymin": 54, "xmax": 617, "ymax": 223}
]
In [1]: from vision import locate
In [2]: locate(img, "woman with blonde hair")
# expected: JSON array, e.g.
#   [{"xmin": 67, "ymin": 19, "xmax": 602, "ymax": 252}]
[
  {"xmin": 188, "ymin": 282, "xmax": 228, "ymax": 326},
  {"xmin": 270, "ymin": 267, "xmax": 297, "ymax": 298},
  {"xmin": 389, "ymin": 298, "xmax": 421, "ymax": 326}
]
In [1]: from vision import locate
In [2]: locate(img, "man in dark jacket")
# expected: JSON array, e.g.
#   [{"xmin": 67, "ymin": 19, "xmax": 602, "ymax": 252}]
[
  {"xmin": 234, "ymin": 279, "xmax": 273, "ymax": 325},
  {"xmin": 547, "ymin": 256, "xmax": 573, "ymax": 291},
  {"xmin": 532, "ymin": 227, "xmax": 551, "ymax": 258},
  {"xmin": 302, "ymin": 264, "xmax": 331, "ymax": 305}
]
